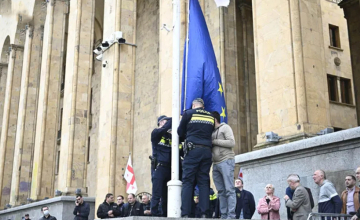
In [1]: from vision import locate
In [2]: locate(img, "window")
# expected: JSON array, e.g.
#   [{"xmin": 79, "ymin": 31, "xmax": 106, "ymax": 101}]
[
  {"xmin": 340, "ymin": 77, "xmax": 352, "ymax": 104},
  {"xmin": 327, "ymin": 75, "xmax": 338, "ymax": 102},
  {"xmin": 327, "ymin": 75, "xmax": 353, "ymax": 105},
  {"xmin": 329, "ymin": 24, "xmax": 340, "ymax": 48}
]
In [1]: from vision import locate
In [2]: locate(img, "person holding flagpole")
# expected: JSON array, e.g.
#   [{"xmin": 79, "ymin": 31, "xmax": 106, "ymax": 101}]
[
  {"xmin": 149, "ymin": 115, "xmax": 172, "ymax": 217},
  {"xmin": 178, "ymin": 98, "xmax": 215, "ymax": 218},
  {"xmin": 179, "ymin": 0, "xmax": 229, "ymax": 217}
]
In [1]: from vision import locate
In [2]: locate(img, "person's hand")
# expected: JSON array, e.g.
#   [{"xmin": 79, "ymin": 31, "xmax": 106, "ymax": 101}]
[
  {"xmin": 284, "ymin": 195, "xmax": 289, "ymax": 200},
  {"xmin": 351, "ymin": 215, "xmax": 358, "ymax": 220},
  {"xmin": 75, "ymin": 201, "xmax": 79, "ymax": 206},
  {"xmin": 109, "ymin": 214, "xmax": 114, "ymax": 217},
  {"xmin": 144, "ymin": 210, "xmax": 151, "ymax": 215},
  {"xmin": 108, "ymin": 210, "xmax": 113, "ymax": 215},
  {"xmin": 77, "ymin": 212, "xmax": 79, "ymax": 215}
]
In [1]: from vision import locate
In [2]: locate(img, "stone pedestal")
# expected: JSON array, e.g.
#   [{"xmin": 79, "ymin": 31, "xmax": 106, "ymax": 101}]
[{"xmin": 0, "ymin": 196, "xmax": 95, "ymax": 220}]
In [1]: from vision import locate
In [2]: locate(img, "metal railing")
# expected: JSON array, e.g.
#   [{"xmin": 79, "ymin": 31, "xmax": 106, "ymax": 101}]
[{"xmin": 307, "ymin": 213, "xmax": 353, "ymax": 220}]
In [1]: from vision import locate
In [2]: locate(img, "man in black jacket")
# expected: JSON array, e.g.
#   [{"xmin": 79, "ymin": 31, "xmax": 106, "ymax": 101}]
[
  {"xmin": 178, "ymin": 98, "xmax": 215, "ymax": 218},
  {"xmin": 150, "ymin": 115, "xmax": 172, "ymax": 217},
  {"xmin": 115, "ymin": 195, "xmax": 125, "ymax": 217},
  {"xmin": 96, "ymin": 193, "xmax": 120, "ymax": 219},
  {"xmin": 73, "ymin": 194, "xmax": 90, "ymax": 220},
  {"xmin": 123, "ymin": 193, "xmax": 144, "ymax": 217},
  {"xmin": 235, "ymin": 179, "xmax": 255, "ymax": 219},
  {"xmin": 39, "ymin": 206, "xmax": 57, "ymax": 220}
]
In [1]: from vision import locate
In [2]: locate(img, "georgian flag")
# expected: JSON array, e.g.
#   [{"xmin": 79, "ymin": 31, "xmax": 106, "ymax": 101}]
[
  {"xmin": 214, "ymin": 0, "xmax": 230, "ymax": 7},
  {"xmin": 124, "ymin": 156, "xmax": 137, "ymax": 194},
  {"xmin": 238, "ymin": 167, "xmax": 243, "ymax": 180}
]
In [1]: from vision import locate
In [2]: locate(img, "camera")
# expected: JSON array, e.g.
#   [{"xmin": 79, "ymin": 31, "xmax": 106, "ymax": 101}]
[{"xmin": 102, "ymin": 61, "xmax": 108, "ymax": 68}]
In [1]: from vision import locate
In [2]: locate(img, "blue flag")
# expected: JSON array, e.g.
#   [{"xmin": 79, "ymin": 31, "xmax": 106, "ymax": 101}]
[{"xmin": 181, "ymin": 0, "xmax": 228, "ymax": 123}]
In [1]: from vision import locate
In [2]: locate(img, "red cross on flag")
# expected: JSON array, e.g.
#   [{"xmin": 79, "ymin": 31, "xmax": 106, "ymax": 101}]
[
  {"xmin": 124, "ymin": 155, "xmax": 137, "ymax": 194},
  {"xmin": 238, "ymin": 167, "xmax": 243, "ymax": 180}
]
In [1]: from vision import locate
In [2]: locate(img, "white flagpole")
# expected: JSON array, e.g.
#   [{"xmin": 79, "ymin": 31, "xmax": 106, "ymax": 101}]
[
  {"xmin": 183, "ymin": 0, "xmax": 190, "ymax": 111},
  {"xmin": 167, "ymin": 0, "xmax": 182, "ymax": 217}
]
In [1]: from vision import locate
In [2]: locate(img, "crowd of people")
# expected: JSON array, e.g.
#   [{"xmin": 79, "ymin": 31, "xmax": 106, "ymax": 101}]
[{"xmin": 22, "ymin": 98, "xmax": 360, "ymax": 220}]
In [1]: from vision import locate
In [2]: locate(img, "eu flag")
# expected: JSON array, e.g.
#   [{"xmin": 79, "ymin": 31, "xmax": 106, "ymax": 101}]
[{"xmin": 181, "ymin": 0, "xmax": 228, "ymax": 123}]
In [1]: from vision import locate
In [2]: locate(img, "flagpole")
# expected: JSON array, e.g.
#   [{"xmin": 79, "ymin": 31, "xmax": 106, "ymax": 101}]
[
  {"xmin": 183, "ymin": 0, "xmax": 190, "ymax": 111},
  {"xmin": 167, "ymin": 0, "xmax": 182, "ymax": 217}
]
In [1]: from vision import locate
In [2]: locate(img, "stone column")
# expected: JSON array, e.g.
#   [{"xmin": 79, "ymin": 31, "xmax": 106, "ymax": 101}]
[
  {"xmin": 57, "ymin": 0, "xmax": 94, "ymax": 195},
  {"xmin": 0, "ymin": 63, "xmax": 8, "ymax": 134},
  {"xmin": 9, "ymin": 26, "xmax": 33, "ymax": 206},
  {"xmin": 96, "ymin": 0, "xmax": 136, "ymax": 208},
  {"xmin": 253, "ymin": 0, "xmax": 329, "ymax": 147},
  {"xmin": 0, "ymin": 44, "xmax": 24, "ymax": 207},
  {"xmin": 340, "ymin": 0, "xmax": 360, "ymax": 126},
  {"xmin": 31, "ymin": 0, "xmax": 68, "ymax": 200}
]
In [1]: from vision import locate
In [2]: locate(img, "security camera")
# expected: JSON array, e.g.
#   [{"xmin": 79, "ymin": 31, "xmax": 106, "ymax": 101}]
[
  {"xmin": 114, "ymin": 31, "xmax": 123, "ymax": 40},
  {"xmin": 117, "ymin": 38, "xmax": 126, "ymax": 44},
  {"xmin": 102, "ymin": 61, "xmax": 108, "ymax": 68},
  {"xmin": 96, "ymin": 54, "xmax": 103, "ymax": 61},
  {"xmin": 93, "ymin": 46, "xmax": 102, "ymax": 55},
  {"xmin": 102, "ymin": 34, "xmax": 115, "ymax": 48}
]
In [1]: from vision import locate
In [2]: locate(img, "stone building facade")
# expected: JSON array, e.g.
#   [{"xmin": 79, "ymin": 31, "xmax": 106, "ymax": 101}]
[{"xmin": 0, "ymin": 0, "xmax": 358, "ymax": 212}]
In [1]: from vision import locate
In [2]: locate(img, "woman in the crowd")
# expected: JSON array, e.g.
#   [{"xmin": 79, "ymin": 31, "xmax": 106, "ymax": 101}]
[{"xmin": 257, "ymin": 184, "xmax": 281, "ymax": 220}]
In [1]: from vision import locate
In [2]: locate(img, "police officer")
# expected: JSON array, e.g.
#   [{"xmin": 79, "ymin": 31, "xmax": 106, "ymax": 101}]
[
  {"xmin": 178, "ymin": 98, "xmax": 215, "ymax": 218},
  {"xmin": 150, "ymin": 115, "xmax": 172, "ymax": 216}
]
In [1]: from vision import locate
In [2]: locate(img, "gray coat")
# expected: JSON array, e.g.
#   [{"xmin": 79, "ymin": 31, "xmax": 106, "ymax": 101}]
[{"xmin": 286, "ymin": 185, "xmax": 312, "ymax": 220}]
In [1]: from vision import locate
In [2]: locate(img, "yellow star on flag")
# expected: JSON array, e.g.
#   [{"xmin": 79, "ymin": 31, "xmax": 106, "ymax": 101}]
[
  {"xmin": 218, "ymin": 82, "xmax": 223, "ymax": 96},
  {"xmin": 220, "ymin": 106, "xmax": 226, "ymax": 119}
]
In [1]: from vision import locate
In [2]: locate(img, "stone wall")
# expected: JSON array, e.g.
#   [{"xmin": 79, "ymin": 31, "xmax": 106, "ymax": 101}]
[
  {"xmin": 0, "ymin": 196, "xmax": 95, "ymax": 220},
  {"xmin": 133, "ymin": 0, "xmax": 160, "ymax": 194},
  {"xmin": 235, "ymin": 126, "xmax": 360, "ymax": 219},
  {"xmin": 340, "ymin": 0, "xmax": 360, "ymax": 126}
]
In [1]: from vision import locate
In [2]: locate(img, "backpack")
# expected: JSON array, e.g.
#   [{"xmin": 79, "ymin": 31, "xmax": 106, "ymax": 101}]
[{"xmin": 305, "ymin": 187, "xmax": 315, "ymax": 209}]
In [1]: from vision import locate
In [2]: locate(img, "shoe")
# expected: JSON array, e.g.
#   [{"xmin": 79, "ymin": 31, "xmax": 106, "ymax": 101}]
[
  {"xmin": 182, "ymin": 215, "xmax": 189, "ymax": 218},
  {"xmin": 201, "ymin": 214, "xmax": 206, "ymax": 218}
]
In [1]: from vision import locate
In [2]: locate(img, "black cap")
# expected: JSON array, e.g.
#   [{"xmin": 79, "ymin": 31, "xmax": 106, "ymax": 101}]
[{"xmin": 157, "ymin": 115, "xmax": 170, "ymax": 125}]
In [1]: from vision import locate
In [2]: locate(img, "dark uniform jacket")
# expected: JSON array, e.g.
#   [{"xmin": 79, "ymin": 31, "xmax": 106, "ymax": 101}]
[
  {"xmin": 151, "ymin": 119, "xmax": 172, "ymax": 164},
  {"xmin": 96, "ymin": 201, "xmax": 120, "ymax": 219},
  {"xmin": 73, "ymin": 201, "xmax": 90, "ymax": 220},
  {"xmin": 177, "ymin": 108, "xmax": 214, "ymax": 147},
  {"xmin": 122, "ymin": 201, "xmax": 144, "ymax": 217},
  {"xmin": 38, "ymin": 215, "xmax": 57, "ymax": 220},
  {"xmin": 114, "ymin": 203, "xmax": 125, "ymax": 217},
  {"xmin": 235, "ymin": 188, "xmax": 256, "ymax": 219},
  {"xmin": 142, "ymin": 202, "xmax": 151, "ymax": 213}
]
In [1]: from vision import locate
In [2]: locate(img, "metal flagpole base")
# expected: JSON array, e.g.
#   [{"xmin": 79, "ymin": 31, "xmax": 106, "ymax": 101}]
[{"xmin": 167, "ymin": 180, "xmax": 182, "ymax": 217}]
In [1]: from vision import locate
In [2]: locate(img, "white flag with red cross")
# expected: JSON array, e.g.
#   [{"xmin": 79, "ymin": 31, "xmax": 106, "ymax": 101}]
[
  {"xmin": 124, "ymin": 155, "xmax": 137, "ymax": 194},
  {"xmin": 238, "ymin": 167, "xmax": 243, "ymax": 180}
]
